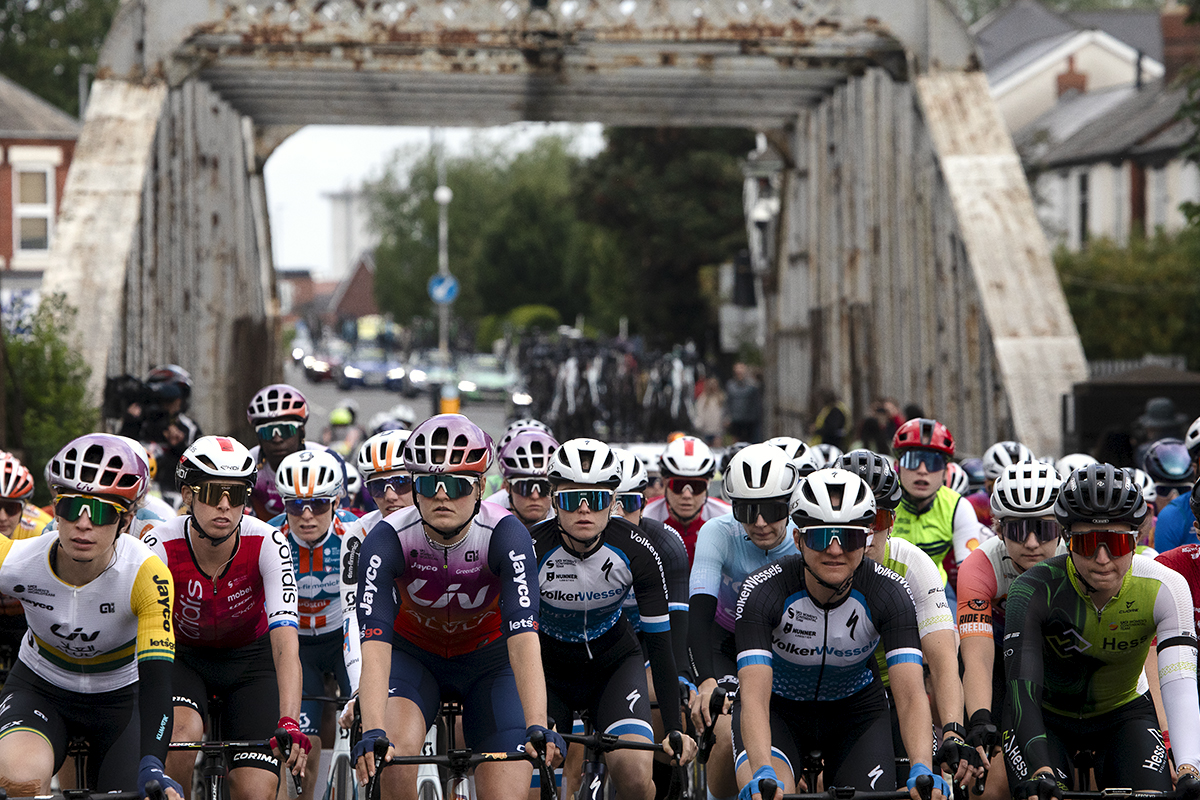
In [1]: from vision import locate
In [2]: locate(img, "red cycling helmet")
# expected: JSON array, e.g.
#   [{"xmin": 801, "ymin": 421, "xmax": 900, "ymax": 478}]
[
  {"xmin": 0, "ymin": 454, "xmax": 34, "ymax": 501},
  {"xmin": 892, "ymin": 418, "xmax": 955, "ymax": 456}
]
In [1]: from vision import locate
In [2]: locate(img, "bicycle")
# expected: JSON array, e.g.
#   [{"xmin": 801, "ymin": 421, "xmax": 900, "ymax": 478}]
[
  {"xmin": 311, "ymin": 694, "xmax": 355, "ymax": 800},
  {"xmin": 755, "ymin": 772, "xmax": 936, "ymax": 800},
  {"xmin": 559, "ymin": 719, "xmax": 686, "ymax": 800},
  {"xmin": 0, "ymin": 783, "xmax": 166, "ymax": 800}
]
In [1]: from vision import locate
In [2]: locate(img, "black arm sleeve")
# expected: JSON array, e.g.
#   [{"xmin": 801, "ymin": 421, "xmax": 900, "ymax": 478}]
[
  {"xmin": 137, "ymin": 658, "xmax": 174, "ymax": 762},
  {"xmin": 688, "ymin": 593, "xmax": 719, "ymax": 682},
  {"xmin": 644, "ymin": 629, "xmax": 682, "ymax": 733}
]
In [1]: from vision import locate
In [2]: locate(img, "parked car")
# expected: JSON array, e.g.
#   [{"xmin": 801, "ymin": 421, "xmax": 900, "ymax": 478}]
[
  {"xmin": 405, "ymin": 350, "xmax": 458, "ymax": 396},
  {"xmin": 303, "ymin": 338, "xmax": 350, "ymax": 383},
  {"xmin": 456, "ymin": 354, "xmax": 519, "ymax": 401},
  {"xmin": 337, "ymin": 346, "xmax": 408, "ymax": 392}
]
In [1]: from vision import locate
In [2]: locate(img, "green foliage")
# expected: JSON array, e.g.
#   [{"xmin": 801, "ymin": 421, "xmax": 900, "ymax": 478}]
[
  {"xmin": 0, "ymin": 0, "xmax": 120, "ymax": 117},
  {"xmin": 507, "ymin": 304, "xmax": 562, "ymax": 332},
  {"xmin": 1054, "ymin": 228, "xmax": 1200, "ymax": 368},
  {"xmin": 3, "ymin": 294, "xmax": 98, "ymax": 506}
]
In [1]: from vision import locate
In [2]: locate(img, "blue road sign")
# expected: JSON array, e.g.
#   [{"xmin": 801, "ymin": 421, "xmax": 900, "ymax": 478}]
[{"xmin": 427, "ymin": 274, "xmax": 460, "ymax": 305}]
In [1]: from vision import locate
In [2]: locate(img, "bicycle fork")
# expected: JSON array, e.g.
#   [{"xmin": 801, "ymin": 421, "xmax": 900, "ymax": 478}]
[
  {"xmin": 417, "ymin": 725, "xmax": 444, "ymax": 800},
  {"xmin": 581, "ymin": 757, "xmax": 607, "ymax": 800}
]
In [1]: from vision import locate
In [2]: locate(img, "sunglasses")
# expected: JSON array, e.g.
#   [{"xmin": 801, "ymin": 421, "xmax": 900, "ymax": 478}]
[
  {"xmin": 54, "ymin": 494, "xmax": 129, "ymax": 526},
  {"xmin": 616, "ymin": 493, "xmax": 646, "ymax": 513},
  {"xmin": 1069, "ymin": 529, "xmax": 1136, "ymax": 559},
  {"xmin": 0, "ymin": 499, "xmax": 23, "ymax": 517},
  {"xmin": 366, "ymin": 476, "xmax": 412, "ymax": 499},
  {"xmin": 732, "ymin": 501, "xmax": 790, "ymax": 524},
  {"xmin": 647, "ymin": 477, "xmax": 665, "ymax": 489},
  {"xmin": 511, "ymin": 478, "xmax": 552, "ymax": 498},
  {"xmin": 801, "ymin": 526, "xmax": 871, "ymax": 551},
  {"xmin": 413, "ymin": 474, "xmax": 478, "ymax": 500},
  {"xmin": 255, "ymin": 421, "xmax": 301, "ymax": 441},
  {"xmin": 1155, "ymin": 484, "xmax": 1188, "ymax": 499},
  {"xmin": 898, "ymin": 450, "xmax": 948, "ymax": 472},
  {"xmin": 284, "ymin": 498, "xmax": 335, "ymax": 516},
  {"xmin": 667, "ymin": 478, "xmax": 708, "ymax": 495},
  {"xmin": 1002, "ymin": 518, "xmax": 1062, "ymax": 544},
  {"xmin": 870, "ymin": 508, "xmax": 896, "ymax": 533},
  {"xmin": 188, "ymin": 482, "xmax": 250, "ymax": 507},
  {"xmin": 554, "ymin": 489, "xmax": 613, "ymax": 512}
]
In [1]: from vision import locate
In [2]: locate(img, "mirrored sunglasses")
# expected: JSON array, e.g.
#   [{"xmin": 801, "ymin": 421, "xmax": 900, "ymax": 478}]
[
  {"xmin": 511, "ymin": 478, "xmax": 552, "ymax": 498},
  {"xmin": 1002, "ymin": 518, "xmax": 1061, "ymax": 544},
  {"xmin": 898, "ymin": 450, "xmax": 947, "ymax": 472},
  {"xmin": 0, "ymin": 499, "xmax": 23, "ymax": 517},
  {"xmin": 255, "ymin": 421, "xmax": 301, "ymax": 441},
  {"xmin": 801, "ymin": 525, "xmax": 871, "ymax": 551},
  {"xmin": 1069, "ymin": 529, "xmax": 1135, "ymax": 559},
  {"xmin": 667, "ymin": 478, "xmax": 708, "ymax": 495},
  {"xmin": 366, "ymin": 475, "xmax": 412, "ymax": 499},
  {"xmin": 189, "ymin": 482, "xmax": 250, "ymax": 507},
  {"xmin": 1155, "ymin": 484, "xmax": 1188, "ymax": 500},
  {"xmin": 554, "ymin": 489, "xmax": 613, "ymax": 512},
  {"xmin": 413, "ymin": 474, "xmax": 478, "ymax": 500},
  {"xmin": 732, "ymin": 501, "xmax": 790, "ymax": 524},
  {"xmin": 54, "ymin": 494, "xmax": 129, "ymax": 526},
  {"xmin": 616, "ymin": 493, "xmax": 646, "ymax": 513},
  {"xmin": 284, "ymin": 497, "xmax": 335, "ymax": 516}
]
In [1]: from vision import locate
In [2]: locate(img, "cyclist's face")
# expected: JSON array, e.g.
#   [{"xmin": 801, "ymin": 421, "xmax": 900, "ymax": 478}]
[
  {"xmin": 555, "ymin": 483, "xmax": 613, "ymax": 543},
  {"xmin": 57, "ymin": 508, "xmax": 125, "ymax": 563},
  {"xmin": 286, "ymin": 504, "xmax": 335, "ymax": 543},
  {"xmin": 643, "ymin": 477, "xmax": 665, "ymax": 502},
  {"xmin": 370, "ymin": 470, "xmax": 413, "ymax": 517},
  {"xmin": 507, "ymin": 479, "xmax": 551, "ymax": 526},
  {"xmin": 262, "ymin": 426, "xmax": 303, "ymax": 470},
  {"xmin": 414, "ymin": 478, "xmax": 479, "ymax": 536},
  {"xmin": 665, "ymin": 478, "xmax": 706, "ymax": 521},
  {"xmin": 1068, "ymin": 521, "xmax": 1135, "ymax": 593},
  {"xmin": 0, "ymin": 500, "xmax": 22, "ymax": 538},
  {"xmin": 796, "ymin": 531, "xmax": 864, "ymax": 586},
  {"xmin": 1003, "ymin": 514, "xmax": 1060, "ymax": 572},
  {"xmin": 739, "ymin": 514, "xmax": 788, "ymax": 551},
  {"xmin": 898, "ymin": 461, "xmax": 943, "ymax": 501},
  {"xmin": 185, "ymin": 483, "xmax": 245, "ymax": 540}
]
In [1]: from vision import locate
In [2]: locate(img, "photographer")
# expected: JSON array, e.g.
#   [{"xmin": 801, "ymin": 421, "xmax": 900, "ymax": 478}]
[{"xmin": 113, "ymin": 366, "xmax": 202, "ymax": 492}]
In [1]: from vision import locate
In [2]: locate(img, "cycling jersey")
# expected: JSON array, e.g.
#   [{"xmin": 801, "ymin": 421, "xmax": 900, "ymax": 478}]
[
  {"xmin": 277, "ymin": 516, "xmax": 347, "ymax": 636},
  {"xmin": 619, "ymin": 517, "xmax": 690, "ymax": 672},
  {"xmin": 690, "ymin": 513, "xmax": 800, "ymax": 633},
  {"xmin": 956, "ymin": 536, "xmax": 1068, "ymax": 643},
  {"xmin": 1155, "ymin": 494, "xmax": 1197, "ymax": 552},
  {"xmin": 143, "ymin": 514, "xmax": 298, "ymax": 648},
  {"xmin": 1156, "ymin": 544, "xmax": 1200, "ymax": 634},
  {"xmin": 965, "ymin": 490, "xmax": 992, "ymax": 528},
  {"xmin": 872, "ymin": 536, "xmax": 955, "ymax": 687},
  {"xmin": 0, "ymin": 506, "xmax": 51, "ymax": 620},
  {"xmin": 356, "ymin": 503, "xmax": 538, "ymax": 658},
  {"xmin": 893, "ymin": 486, "xmax": 987, "ymax": 584},
  {"xmin": 1004, "ymin": 553, "xmax": 1200, "ymax": 774},
  {"xmin": 643, "ymin": 495, "xmax": 730, "ymax": 563},
  {"xmin": 337, "ymin": 511, "xmax": 378, "ymax": 691},
  {"xmin": 735, "ymin": 556, "xmax": 922, "ymax": 702},
  {"xmin": 12, "ymin": 505, "xmax": 51, "ymax": 539}
]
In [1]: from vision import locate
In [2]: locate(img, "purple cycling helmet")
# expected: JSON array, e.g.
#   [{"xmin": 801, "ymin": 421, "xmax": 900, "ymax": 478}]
[
  {"xmin": 497, "ymin": 430, "xmax": 559, "ymax": 479},
  {"xmin": 403, "ymin": 414, "xmax": 494, "ymax": 475},
  {"xmin": 48, "ymin": 434, "xmax": 148, "ymax": 504}
]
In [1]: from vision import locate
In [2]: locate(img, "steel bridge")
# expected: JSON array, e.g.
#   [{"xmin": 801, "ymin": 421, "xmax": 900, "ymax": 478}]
[{"xmin": 44, "ymin": 0, "xmax": 1086, "ymax": 454}]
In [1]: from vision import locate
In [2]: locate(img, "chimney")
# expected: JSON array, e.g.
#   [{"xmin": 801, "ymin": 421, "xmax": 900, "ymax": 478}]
[
  {"xmin": 1057, "ymin": 55, "xmax": 1087, "ymax": 97},
  {"xmin": 1136, "ymin": 50, "xmax": 1144, "ymax": 89}
]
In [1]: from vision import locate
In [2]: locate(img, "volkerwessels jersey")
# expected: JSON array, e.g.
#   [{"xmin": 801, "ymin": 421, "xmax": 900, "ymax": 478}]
[
  {"xmin": 735, "ymin": 556, "xmax": 922, "ymax": 703},
  {"xmin": 689, "ymin": 513, "xmax": 798, "ymax": 633},
  {"xmin": 0, "ymin": 533, "xmax": 175, "ymax": 692},
  {"xmin": 621, "ymin": 517, "xmax": 688, "ymax": 632},
  {"xmin": 144, "ymin": 515, "xmax": 298, "ymax": 648}
]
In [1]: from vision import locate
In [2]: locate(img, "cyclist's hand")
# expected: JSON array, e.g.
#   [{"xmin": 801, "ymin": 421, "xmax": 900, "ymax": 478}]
[
  {"xmin": 271, "ymin": 716, "xmax": 311, "ymax": 775},
  {"xmin": 1012, "ymin": 773, "xmax": 1062, "ymax": 800},
  {"xmin": 737, "ymin": 765, "xmax": 783, "ymax": 800},
  {"xmin": 907, "ymin": 762, "xmax": 951, "ymax": 800},
  {"xmin": 1177, "ymin": 771, "xmax": 1200, "ymax": 800},
  {"xmin": 692, "ymin": 678, "xmax": 719, "ymax": 729},
  {"xmin": 138, "ymin": 755, "xmax": 185, "ymax": 800},
  {"xmin": 966, "ymin": 708, "xmax": 1002, "ymax": 758},
  {"xmin": 352, "ymin": 728, "xmax": 392, "ymax": 785},
  {"xmin": 936, "ymin": 736, "xmax": 986, "ymax": 785},
  {"xmin": 662, "ymin": 731, "xmax": 697, "ymax": 765},
  {"xmin": 339, "ymin": 696, "xmax": 356, "ymax": 729},
  {"xmin": 525, "ymin": 724, "xmax": 565, "ymax": 768}
]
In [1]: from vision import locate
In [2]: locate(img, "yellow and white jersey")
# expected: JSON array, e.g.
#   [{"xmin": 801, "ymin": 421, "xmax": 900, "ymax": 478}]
[
  {"xmin": 12, "ymin": 505, "xmax": 51, "ymax": 540},
  {"xmin": 0, "ymin": 533, "xmax": 174, "ymax": 693}
]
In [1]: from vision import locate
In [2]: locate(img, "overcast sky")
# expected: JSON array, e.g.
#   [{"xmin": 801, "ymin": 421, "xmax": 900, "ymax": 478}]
[{"xmin": 264, "ymin": 123, "xmax": 604, "ymax": 278}]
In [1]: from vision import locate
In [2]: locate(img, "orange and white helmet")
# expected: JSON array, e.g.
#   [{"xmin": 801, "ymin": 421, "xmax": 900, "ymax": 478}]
[{"xmin": 276, "ymin": 450, "xmax": 344, "ymax": 500}]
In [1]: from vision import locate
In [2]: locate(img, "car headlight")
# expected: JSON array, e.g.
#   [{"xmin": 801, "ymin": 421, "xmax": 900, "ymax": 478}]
[
  {"xmin": 388, "ymin": 368, "xmax": 406, "ymax": 380},
  {"xmin": 512, "ymin": 391, "xmax": 533, "ymax": 406},
  {"xmin": 343, "ymin": 366, "xmax": 364, "ymax": 379},
  {"xmin": 303, "ymin": 355, "xmax": 315, "ymax": 368},
  {"xmin": 292, "ymin": 347, "xmax": 305, "ymax": 360},
  {"xmin": 409, "ymin": 369, "xmax": 427, "ymax": 383},
  {"xmin": 458, "ymin": 380, "xmax": 477, "ymax": 393},
  {"xmin": 311, "ymin": 360, "xmax": 330, "ymax": 372}
]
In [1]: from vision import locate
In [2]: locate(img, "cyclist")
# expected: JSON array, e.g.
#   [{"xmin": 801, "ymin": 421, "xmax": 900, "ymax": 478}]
[
  {"xmin": 246, "ymin": 383, "xmax": 330, "ymax": 520},
  {"xmin": 838, "ymin": 450, "xmax": 978, "ymax": 788},
  {"xmin": 981, "ymin": 441, "xmax": 1035, "ymax": 495},
  {"xmin": 1002, "ymin": 463, "xmax": 1200, "ymax": 796},
  {"xmin": 1141, "ymin": 438, "xmax": 1196, "ymax": 553},
  {"xmin": 1155, "ymin": 420, "xmax": 1200, "ymax": 551},
  {"xmin": 487, "ymin": 419, "xmax": 554, "ymax": 498},
  {"xmin": 734, "ymin": 468, "xmax": 947, "ymax": 800},
  {"xmin": 955, "ymin": 462, "xmax": 1067, "ymax": 800},
  {"xmin": 689, "ymin": 443, "xmax": 800, "ymax": 800},
  {"xmin": 484, "ymin": 429, "xmax": 560, "ymax": 529},
  {"xmin": 531, "ymin": 439, "xmax": 695, "ymax": 799},
  {"xmin": 0, "ymin": 452, "xmax": 51, "ymax": 540},
  {"xmin": 114, "ymin": 438, "xmax": 178, "ymax": 539},
  {"xmin": 143, "ymin": 436, "xmax": 308, "ymax": 800},
  {"xmin": 644, "ymin": 435, "xmax": 729, "ymax": 563},
  {"xmin": 0, "ymin": 434, "xmax": 182, "ymax": 799},
  {"xmin": 891, "ymin": 418, "xmax": 985, "ymax": 588},
  {"xmin": 351, "ymin": 414, "xmax": 563, "ymax": 800},
  {"xmin": 275, "ymin": 450, "xmax": 351, "ymax": 800}
]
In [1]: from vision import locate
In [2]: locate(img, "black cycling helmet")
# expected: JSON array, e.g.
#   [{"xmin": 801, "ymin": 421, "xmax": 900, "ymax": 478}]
[
  {"xmin": 1054, "ymin": 463, "xmax": 1148, "ymax": 529},
  {"xmin": 837, "ymin": 450, "xmax": 902, "ymax": 511},
  {"xmin": 147, "ymin": 364, "xmax": 193, "ymax": 411},
  {"xmin": 1141, "ymin": 438, "xmax": 1195, "ymax": 485},
  {"xmin": 1190, "ymin": 479, "xmax": 1200, "ymax": 522}
]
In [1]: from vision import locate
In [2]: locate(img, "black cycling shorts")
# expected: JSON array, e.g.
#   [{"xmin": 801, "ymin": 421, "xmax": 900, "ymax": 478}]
[
  {"xmin": 733, "ymin": 682, "xmax": 895, "ymax": 791},
  {"xmin": 545, "ymin": 647, "xmax": 655, "ymax": 741},
  {"xmin": 0, "ymin": 661, "xmax": 138, "ymax": 791},
  {"xmin": 299, "ymin": 630, "xmax": 350, "ymax": 736},
  {"xmin": 172, "ymin": 635, "xmax": 280, "ymax": 773}
]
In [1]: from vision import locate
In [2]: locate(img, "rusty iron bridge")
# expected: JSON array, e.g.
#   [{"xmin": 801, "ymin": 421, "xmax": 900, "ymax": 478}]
[{"xmin": 45, "ymin": 0, "xmax": 1087, "ymax": 455}]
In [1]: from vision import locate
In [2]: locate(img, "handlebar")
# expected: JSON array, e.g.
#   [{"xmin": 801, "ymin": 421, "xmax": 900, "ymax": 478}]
[
  {"xmin": 559, "ymin": 729, "xmax": 670, "ymax": 754},
  {"xmin": 757, "ymin": 772, "xmax": 935, "ymax": 800},
  {"xmin": 272, "ymin": 727, "xmax": 301, "ymax": 799},
  {"xmin": 698, "ymin": 686, "xmax": 728, "ymax": 764},
  {"xmin": 0, "ymin": 787, "xmax": 164, "ymax": 800}
]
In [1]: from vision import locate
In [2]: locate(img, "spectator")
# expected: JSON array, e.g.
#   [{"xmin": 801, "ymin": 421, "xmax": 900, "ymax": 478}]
[
  {"xmin": 810, "ymin": 388, "xmax": 850, "ymax": 450},
  {"xmin": 695, "ymin": 375, "xmax": 727, "ymax": 446},
  {"xmin": 725, "ymin": 362, "xmax": 762, "ymax": 442},
  {"xmin": 859, "ymin": 397, "xmax": 902, "ymax": 453},
  {"xmin": 1133, "ymin": 397, "xmax": 1190, "ymax": 466}
]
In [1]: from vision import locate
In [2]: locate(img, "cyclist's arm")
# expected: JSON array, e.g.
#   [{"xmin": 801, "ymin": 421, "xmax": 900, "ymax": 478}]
[
  {"xmin": 890, "ymin": 660, "xmax": 934, "ymax": 771},
  {"xmin": 687, "ymin": 593, "xmax": 719, "ymax": 684},
  {"xmin": 951, "ymin": 499, "xmax": 987, "ymax": 564},
  {"xmin": 645, "ymin": 519, "xmax": 692, "ymax": 680},
  {"xmin": 355, "ymin": 525, "xmax": 405, "ymax": 734},
  {"xmin": 737, "ymin": 662, "xmax": 775, "ymax": 778},
  {"xmin": 956, "ymin": 548, "xmax": 999, "ymax": 717},
  {"xmin": 1002, "ymin": 569, "xmax": 1052, "ymax": 780},
  {"xmin": 507, "ymin": 631, "xmax": 550, "ymax": 730},
  {"xmin": 339, "ymin": 526, "xmax": 366, "ymax": 692},
  {"xmin": 902, "ymin": 545, "xmax": 963, "ymax": 732},
  {"xmin": 687, "ymin": 518, "xmax": 728, "ymax": 686},
  {"xmin": 131, "ymin": 556, "xmax": 176, "ymax": 762},
  {"xmin": 734, "ymin": 564, "xmax": 784, "ymax": 781},
  {"xmin": 489, "ymin": 520, "xmax": 548, "ymax": 733},
  {"xmin": 628, "ymin": 529, "xmax": 682, "ymax": 731},
  {"xmin": 261, "ymin": 525, "xmax": 302, "ymax": 722},
  {"xmin": 878, "ymin": 571, "xmax": 932, "ymax": 772},
  {"xmin": 270, "ymin": 625, "xmax": 303, "ymax": 724},
  {"xmin": 1152, "ymin": 565, "xmax": 1200, "ymax": 772}
]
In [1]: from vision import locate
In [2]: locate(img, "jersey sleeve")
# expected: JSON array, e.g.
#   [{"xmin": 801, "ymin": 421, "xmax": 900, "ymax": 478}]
[
  {"xmin": 734, "ymin": 562, "xmax": 786, "ymax": 670},
  {"xmin": 1156, "ymin": 500, "xmax": 1198, "ymax": 553},
  {"xmin": 1001, "ymin": 567, "xmax": 1052, "ymax": 780},
  {"xmin": 626, "ymin": 526, "xmax": 672, "ymax": 635},
  {"xmin": 872, "ymin": 566, "xmax": 924, "ymax": 670},
  {"xmin": 689, "ymin": 517, "xmax": 728, "ymax": 599},
  {"xmin": 956, "ymin": 547, "xmax": 999, "ymax": 640},
  {"xmin": 339, "ymin": 524, "xmax": 367, "ymax": 691},
  {"xmin": 261, "ymin": 525, "xmax": 299, "ymax": 631},
  {"xmin": 130, "ymin": 556, "xmax": 175, "ymax": 663},
  {"xmin": 357, "ymin": 524, "xmax": 406, "ymax": 646},
  {"xmin": 901, "ymin": 547, "xmax": 956, "ymax": 637},
  {"xmin": 951, "ymin": 498, "xmax": 988, "ymax": 563},
  {"xmin": 486, "ymin": 516, "xmax": 539, "ymax": 636},
  {"xmin": 1151, "ymin": 563, "xmax": 1200, "ymax": 771}
]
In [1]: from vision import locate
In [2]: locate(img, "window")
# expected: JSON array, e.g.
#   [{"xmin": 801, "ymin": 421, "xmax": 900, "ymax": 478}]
[
  {"xmin": 15, "ymin": 166, "xmax": 53, "ymax": 252},
  {"xmin": 1078, "ymin": 171, "xmax": 1089, "ymax": 246}
]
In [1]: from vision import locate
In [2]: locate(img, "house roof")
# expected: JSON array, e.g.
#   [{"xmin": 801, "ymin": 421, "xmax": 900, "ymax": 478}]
[
  {"xmin": 1013, "ymin": 83, "xmax": 1139, "ymax": 160},
  {"xmin": 1035, "ymin": 81, "xmax": 1188, "ymax": 167},
  {"xmin": 988, "ymin": 28, "xmax": 1163, "ymax": 97},
  {"xmin": 1067, "ymin": 10, "xmax": 1163, "ymax": 63},
  {"xmin": 0, "ymin": 73, "xmax": 80, "ymax": 140}
]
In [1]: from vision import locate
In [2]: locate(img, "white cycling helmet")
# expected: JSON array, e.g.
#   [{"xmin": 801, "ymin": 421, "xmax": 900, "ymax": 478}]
[
  {"xmin": 612, "ymin": 448, "xmax": 650, "ymax": 493},
  {"xmin": 1055, "ymin": 452, "xmax": 1098, "ymax": 477},
  {"xmin": 1129, "ymin": 467, "xmax": 1157, "ymax": 505},
  {"xmin": 724, "ymin": 444, "xmax": 799, "ymax": 501},
  {"xmin": 1185, "ymin": 416, "xmax": 1200, "ymax": 459},
  {"xmin": 982, "ymin": 441, "xmax": 1035, "ymax": 481},
  {"xmin": 547, "ymin": 438, "xmax": 622, "ymax": 488},
  {"xmin": 763, "ymin": 436, "xmax": 810, "ymax": 462},
  {"xmin": 660, "ymin": 436, "xmax": 716, "ymax": 478},
  {"xmin": 357, "ymin": 429, "xmax": 411, "ymax": 480},
  {"xmin": 176, "ymin": 436, "xmax": 256, "ymax": 487},
  {"xmin": 811, "ymin": 443, "xmax": 844, "ymax": 469},
  {"xmin": 345, "ymin": 465, "xmax": 362, "ymax": 498},
  {"xmin": 276, "ymin": 449, "xmax": 345, "ymax": 500},
  {"xmin": 788, "ymin": 468, "xmax": 876, "ymax": 528},
  {"xmin": 990, "ymin": 462, "xmax": 1062, "ymax": 521},
  {"xmin": 944, "ymin": 463, "xmax": 971, "ymax": 496}
]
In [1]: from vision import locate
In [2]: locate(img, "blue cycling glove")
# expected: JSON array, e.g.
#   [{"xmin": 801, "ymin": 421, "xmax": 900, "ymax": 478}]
[
  {"xmin": 738, "ymin": 765, "xmax": 780, "ymax": 800},
  {"xmin": 907, "ymin": 762, "xmax": 951, "ymax": 798},
  {"xmin": 351, "ymin": 728, "xmax": 390, "ymax": 765},
  {"xmin": 138, "ymin": 755, "xmax": 184, "ymax": 799},
  {"xmin": 525, "ymin": 725, "xmax": 566, "ymax": 757},
  {"xmin": 679, "ymin": 675, "xmax": 698, "ymax": 695}
]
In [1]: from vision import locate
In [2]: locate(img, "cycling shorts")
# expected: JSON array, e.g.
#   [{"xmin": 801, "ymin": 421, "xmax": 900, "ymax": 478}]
[
  {"xmin": 0, "ymin": 661, "xmax": 138, "ymax": 791},
  {"xmin": 299, "ymin": 630, "xmax": 351, "ymax": 736},
  {"xmin": 388, "ymin": 639, "xmax": 526, "ymax": 752},
  {"xmin": 172, "ymin": 635, "xmax": 280, "ymax": 773},
  {"xmin": 1003, "ymin": 694, "xmax": 1169, "ymax": 791},
  {"xmin": 545, "ymin": 648, "xmax": 654, "ymax": 742},
  {"xmin": 733, "ymin": 682, "xmax": 894, "ymax": 792}
]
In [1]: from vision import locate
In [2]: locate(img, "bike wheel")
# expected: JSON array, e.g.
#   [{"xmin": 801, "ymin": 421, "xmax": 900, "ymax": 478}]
[
  {"xmin": 418, "ymin": 781, "xmax": 440, "ymax": 800},
  {"xmin": 329, "ymin": 756, "xmax": 355, "ymax": 800}
]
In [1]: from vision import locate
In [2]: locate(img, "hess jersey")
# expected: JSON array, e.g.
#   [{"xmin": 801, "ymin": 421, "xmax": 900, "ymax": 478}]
[
  {"xmin": 278, "ymin": 517, "xmax": 348, "ymax": 636},
  {"xmin": 356, "ymin": 502, "xmax": 539, "ymax": 658},
  {"xmin": 0, "ymin": 533, "xmax": 174, "ymax": 693},
  {"xmin": 143, "ymin": 515, "xmax": 298, "ymax": 648},
  {"xmin": 735, "ymin": 555, "xmax": 922, "ymax": 702}
]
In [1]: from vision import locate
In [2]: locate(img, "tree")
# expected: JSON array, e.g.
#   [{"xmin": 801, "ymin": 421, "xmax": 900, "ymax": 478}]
[{"xmin": 0, "ymin": 0, "xmax": 120, "ymax": 117}]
